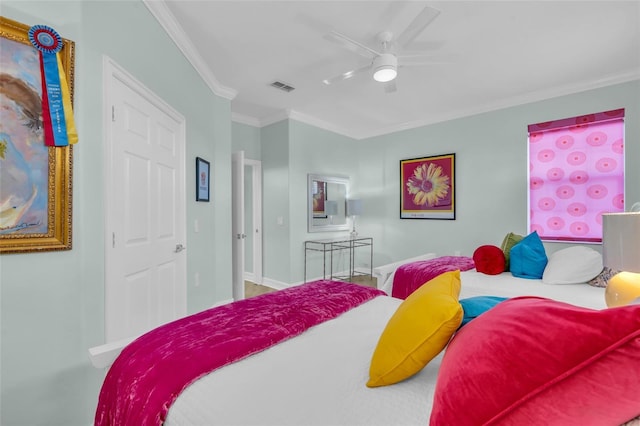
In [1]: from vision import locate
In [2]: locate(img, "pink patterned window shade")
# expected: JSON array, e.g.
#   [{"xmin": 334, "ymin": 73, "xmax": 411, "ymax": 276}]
[{"xmin": 528, "ymin": 109, "xmax": 625, "ymax": 243}]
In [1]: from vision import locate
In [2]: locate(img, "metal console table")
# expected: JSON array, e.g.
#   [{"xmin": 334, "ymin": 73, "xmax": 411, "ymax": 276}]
[{"xmin": 304, "ymin": 236, "xmax": 373, "ymax": 283}]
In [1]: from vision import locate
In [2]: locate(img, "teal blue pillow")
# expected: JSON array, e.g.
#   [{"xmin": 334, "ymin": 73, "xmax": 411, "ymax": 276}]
[
  {"xmin": 510, "ymin": 231, "xmax": 548, "ymax": 279},
  {"xmin": 459, "ymin": 296, "xmax": 508, "ymax": 328}
]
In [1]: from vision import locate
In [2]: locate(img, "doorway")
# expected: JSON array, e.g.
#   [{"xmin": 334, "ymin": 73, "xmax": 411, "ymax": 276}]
[{"xmin": 232, "ymin": 152, "xmax": 262, "ymax": 299}]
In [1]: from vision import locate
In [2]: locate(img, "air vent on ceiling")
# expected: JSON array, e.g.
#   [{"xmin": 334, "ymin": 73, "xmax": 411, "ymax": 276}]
[{"xmin": 270, "ymin": 81, "xmax": 296, "ymax": 92}]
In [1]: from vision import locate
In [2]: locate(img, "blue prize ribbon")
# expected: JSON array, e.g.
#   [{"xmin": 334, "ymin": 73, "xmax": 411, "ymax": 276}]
[
  {"xmin": 41, "ymin": 53, "xmax": 68, "ymax": 146},
  {"xmin": 29, "ymin": 25, "xmax": 68, "ymax": 146}
]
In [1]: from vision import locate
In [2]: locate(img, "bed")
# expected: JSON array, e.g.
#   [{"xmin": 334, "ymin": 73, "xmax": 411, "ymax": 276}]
[{"xmin": 95, "ymin": 248, "xmax": 640, "ymax": 426}]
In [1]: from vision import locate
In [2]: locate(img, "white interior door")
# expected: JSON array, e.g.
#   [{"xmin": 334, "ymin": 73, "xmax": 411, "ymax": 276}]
[
  {"xmin": 104, "ymin": 57, "xmax": 186, "ymax": 343},
  {"xmin": 246, "ymin": 160, "xmax": 263, "ymax": 284},
  {"xmin": 231, "ymin": 151, "xmax": 245, "ymax": 300}
]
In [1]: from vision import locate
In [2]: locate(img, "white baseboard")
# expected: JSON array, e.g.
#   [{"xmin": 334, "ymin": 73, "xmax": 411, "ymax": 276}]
[
  {"xmin": 88, "ymin": 336, "xmax": 138, "ymax": 369},
  {"xmin": 261, "ymin": 277, "xmax": 295, "ymax": 290}
]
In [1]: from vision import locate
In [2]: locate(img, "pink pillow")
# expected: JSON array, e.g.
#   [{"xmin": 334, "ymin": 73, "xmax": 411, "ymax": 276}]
[
  {"xmin": 472, "ymin": 245, "xmax": 505, "ymax": 275},
  {"xmin": 430, "ymin": 297, "xmax": 640, "ymax": 425}
]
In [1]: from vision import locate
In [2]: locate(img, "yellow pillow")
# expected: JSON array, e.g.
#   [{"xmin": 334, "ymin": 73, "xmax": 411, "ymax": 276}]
[{"xmin": 367, "ymin": 270, "xmax": 463, "ymax": 388}]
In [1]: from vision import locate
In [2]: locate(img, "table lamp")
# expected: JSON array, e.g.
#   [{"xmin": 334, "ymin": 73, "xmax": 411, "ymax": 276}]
[
  {"xmin": 346, "ymin": 199, "xmax": 363, "ymax": 238},
  {"xmin": 325, "ymin": 200, "xmax": 338, "ymax": 224},
  {"xmin": 602, "ymin": 212, "xmax": 640, "ymax": 307}
]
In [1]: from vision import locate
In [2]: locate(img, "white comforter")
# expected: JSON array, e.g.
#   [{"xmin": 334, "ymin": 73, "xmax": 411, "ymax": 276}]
[
  {"xmin": 458, "ymin": 270, "xmax": 606, "ymax": 309},
  {"xmin": 166, "ymin": 295, "xmax": 439, "ymax": 426},
  {"xmin": 166, "ymin": 271, "xmax": 606, "ymax": 425}
]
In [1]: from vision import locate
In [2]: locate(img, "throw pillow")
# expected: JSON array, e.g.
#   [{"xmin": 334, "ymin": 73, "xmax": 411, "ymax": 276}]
[
  {"xmin": 588, "ymin": 266, "xmax": 620, "ymax": 288},
  {"xmin": 542, "ymin": 246, "xmax": 603, "ymax": 284},
  {"xmin": 430, "ymin": 297, "xmax": 640, "ymax": 426},
  {"xmin": 367, "ymin": 271, "xmax": 463, "ymax": 388},
  {"xmin": 500, "ymin": 232, "xmax": 524, "ymax": 271},
  {"xmin": 472, "ymin": 245, "xmax": 506, "ymax": 275},
  {"xmin": 459, "ymin": 295, "xmax": 508, "ymax": 328},
  {"xmin": 510, "ymin": 231, "xmax": 548, "ymax": 279}
]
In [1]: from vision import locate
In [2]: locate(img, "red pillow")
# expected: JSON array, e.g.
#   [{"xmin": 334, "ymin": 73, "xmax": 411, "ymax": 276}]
[
  {"xmin": 472, "ymin": 245, "xmax": 505, "ymax": 275},
  {"xmin": 430, "ymin": 297, "xmax": 640, "ymax": 425}
]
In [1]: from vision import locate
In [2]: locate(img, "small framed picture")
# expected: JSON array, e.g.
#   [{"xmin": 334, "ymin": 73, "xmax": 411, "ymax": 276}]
[{"xmin": 196, "ymin": 157, "xmax": 210, "ymax": 202}]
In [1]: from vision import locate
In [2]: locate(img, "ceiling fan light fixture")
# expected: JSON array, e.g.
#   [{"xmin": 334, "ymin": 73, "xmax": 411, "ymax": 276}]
[
  {"xmin": 372, "ymin": 53, "xmax": 398, "ymax": 83},
  {"xmin": 373, "ymin": 66, "xmax": 397, "ymax": 82}
]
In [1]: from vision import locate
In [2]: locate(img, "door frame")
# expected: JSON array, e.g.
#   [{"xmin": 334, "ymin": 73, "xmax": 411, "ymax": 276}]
[{"xmin": 102, "ymin": 55, "xmax": 187, "ymax": 341}]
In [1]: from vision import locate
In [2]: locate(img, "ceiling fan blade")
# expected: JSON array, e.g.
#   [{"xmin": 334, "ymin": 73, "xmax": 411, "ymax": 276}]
[
  {"xmin": 324, "ymin": 30, "xmax": 381, "ymax": 58},
  {"xmin": 398, "ymin": 53, "xmax": 458, "ymax": 66},
  {"xmin": 401, "ymin": 40, "xmax": 446, "ymax": 53},
  {"xmin": 384, "ymin": 80, "xmax": 397, "ymax": 93},
  {"xmin": 396, "ymin": 5, "xmax": 441, "ymax": 48},
  {"xmin": 322, "ymin": 64, "xmax": 372, "ymax": 85}
]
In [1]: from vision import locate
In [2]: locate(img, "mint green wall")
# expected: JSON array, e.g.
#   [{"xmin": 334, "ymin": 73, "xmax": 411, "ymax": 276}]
[
  {"xmin": 232, "ymin": 121, "xmax": 261, "ymax": 160},
  {"xmin": 355, "ymin": 80, "xmax": 640, "ymax": 266},
  {"xmin": 255, "ymin": 119, "xmax": 360, "ymax": 284},
  {"xmin": 0, "ymin": 1, "xmax": 232, "ymax": 425},
  {"xmin": 288, "ymin": 120, "xmax": 360, "ymax": 281},
  {"xmin": 260, "ymin": 121, "xmax": 291, "ymax": 282}
]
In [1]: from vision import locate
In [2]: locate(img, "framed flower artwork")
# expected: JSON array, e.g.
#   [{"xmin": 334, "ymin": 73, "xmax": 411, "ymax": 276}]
[{"xmin": 400, "ymin": 153, "xmax": 455, "ymax": 219}]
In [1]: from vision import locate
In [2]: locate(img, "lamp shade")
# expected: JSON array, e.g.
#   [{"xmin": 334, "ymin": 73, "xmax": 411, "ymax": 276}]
[
  {"xmin": 325, "ymin": 200, "xmax": 338, "ymax": 216},
  {"xmin": 346, "ymin": 199, "xmax": 363, "ymax": 216},
  {"xmin": 602, "ymin": 212, "xmax": 640, "ymax": 273}
]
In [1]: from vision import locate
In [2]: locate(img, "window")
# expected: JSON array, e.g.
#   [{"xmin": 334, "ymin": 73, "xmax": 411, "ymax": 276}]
[{"xmin": 528, "ymin": 109, "xmax": 625, "ymax": 242}]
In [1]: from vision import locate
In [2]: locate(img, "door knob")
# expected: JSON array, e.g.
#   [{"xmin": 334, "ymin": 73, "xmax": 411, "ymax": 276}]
[{"xmin": 175, "ymin": 244, "xmax": 186, "ymax": 253}]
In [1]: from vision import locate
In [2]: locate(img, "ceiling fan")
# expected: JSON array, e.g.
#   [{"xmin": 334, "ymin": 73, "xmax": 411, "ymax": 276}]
[{"xmin": 322, "ymin": 5, "xmax": 444, "ymax": 92}]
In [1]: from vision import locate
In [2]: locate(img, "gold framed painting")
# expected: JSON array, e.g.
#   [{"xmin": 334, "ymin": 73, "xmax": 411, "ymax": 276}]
[{"xmin": 0, "ymin": 16, "xmax": 74, "ymax": 254}]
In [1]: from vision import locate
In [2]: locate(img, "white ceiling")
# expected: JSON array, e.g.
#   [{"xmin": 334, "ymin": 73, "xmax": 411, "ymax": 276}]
[{"xmin": 154, "ymin": 0, "xmax": 640, "ymax": 140}]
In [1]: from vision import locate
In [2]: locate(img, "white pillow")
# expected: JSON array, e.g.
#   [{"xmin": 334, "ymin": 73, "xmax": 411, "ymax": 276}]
[{"xmin": 542, "ymin": 246, "xmax": 603, "ymax": 284}]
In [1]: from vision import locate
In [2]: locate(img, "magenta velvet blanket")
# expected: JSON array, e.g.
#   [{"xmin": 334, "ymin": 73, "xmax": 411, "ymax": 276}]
[
  {"xmin": 392, "ymin": 256, "xmax": 476, "ymax": 299},
  {"xmin": 95, "ymin": 280, "xmax": 384, "ymax": 426}
]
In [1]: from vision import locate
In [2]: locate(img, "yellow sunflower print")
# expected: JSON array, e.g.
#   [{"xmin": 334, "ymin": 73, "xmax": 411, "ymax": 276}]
[{"xmin": 406, "ymin": 163, "xmax": 450, "ymax": 207}]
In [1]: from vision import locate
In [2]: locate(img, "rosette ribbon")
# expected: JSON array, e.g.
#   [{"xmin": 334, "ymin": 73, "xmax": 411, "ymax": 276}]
[{"xmin": 28, "ymin": 25, "xmax": 78, "ymax": 146}]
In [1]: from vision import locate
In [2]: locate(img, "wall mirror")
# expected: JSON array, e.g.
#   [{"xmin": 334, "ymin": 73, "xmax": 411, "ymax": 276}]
[{"xmin": 308, "ymin": 174, "xmax": 350, "ymax": 233}]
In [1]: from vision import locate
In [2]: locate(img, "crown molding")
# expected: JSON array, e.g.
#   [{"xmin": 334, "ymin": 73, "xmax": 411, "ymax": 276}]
[
  {"xmin": 286, "ymin": 110, "xmax": 356, "ymax": 139},
  {"xmin": 356, "ymin": 70, "xmax": 640, "ymax": 140},
  {"xmin": 258, "ymin": 110, "xmax": 290, "ymax": 128},
  {"xmin": 143, "ymin": 2, "xmax": 639, "ymax": 143},
  {"xmin": 231, "ymin": 112, "xmax": 262, "ymax": 127},
  {"xmin": 143, "ymin": 0, "xmax": 237, "ymax": 101},
  {"xmin": 237, "ymin": 71, "xmax": 640, "ymax": 141},
  {"xmin": 143, "ymin": 1, "xmax": 638, "ymax": 141}
]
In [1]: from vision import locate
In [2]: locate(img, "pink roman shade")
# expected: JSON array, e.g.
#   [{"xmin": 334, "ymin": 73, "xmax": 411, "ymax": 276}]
[{"xmin": 528, "ymin": 108, "xmax": 625, "ymax": 242}]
